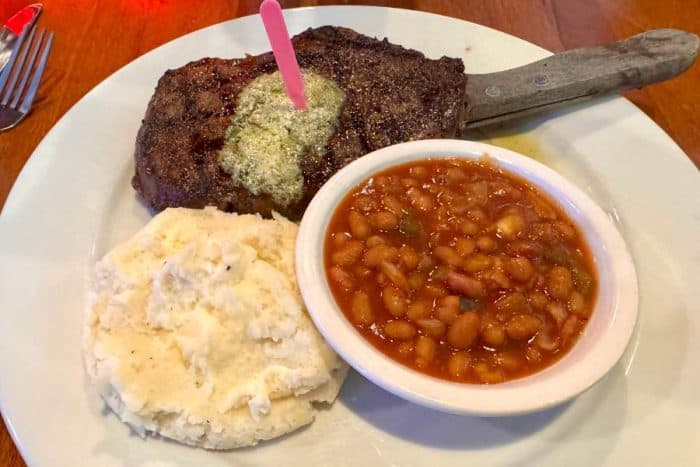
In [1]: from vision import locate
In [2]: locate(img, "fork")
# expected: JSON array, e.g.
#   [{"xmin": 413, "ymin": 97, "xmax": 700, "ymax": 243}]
[
  {"xmin": 0, "ymin": 27, "xmax": 14, "ymax": 71},
  {"xmin": 0, "ymin": 24, "xmax": 53, "ymax": 131}
]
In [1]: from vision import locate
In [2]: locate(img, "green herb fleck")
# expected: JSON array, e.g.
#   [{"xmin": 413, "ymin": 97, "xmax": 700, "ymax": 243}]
[
  {"xmin": 459, "ymin": 297, "xmax": 481, "ymax": 311},
  {"xmin": 543, "ymin": 245, "xmax": 571, "ymax": 265},
  {"xmin": 399, "ymin": 213, "xmax": 423, "ymax": 238}
]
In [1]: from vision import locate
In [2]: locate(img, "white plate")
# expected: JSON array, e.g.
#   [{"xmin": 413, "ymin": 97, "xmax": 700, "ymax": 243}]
[{"xmin": 0, "ymin": 6, "xmax": 698, "ymax": 467}]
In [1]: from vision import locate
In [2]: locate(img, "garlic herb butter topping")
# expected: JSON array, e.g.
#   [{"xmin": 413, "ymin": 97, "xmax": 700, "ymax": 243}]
[{"xmin": 219, "ymin": 70, "xmax": 345, "ymax": 206}]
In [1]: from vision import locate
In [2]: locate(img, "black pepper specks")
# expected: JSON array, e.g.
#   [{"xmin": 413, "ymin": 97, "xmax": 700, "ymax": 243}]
[{"xmin": 132, "ymin": 26, "xmax": 467, "ymax": 221}]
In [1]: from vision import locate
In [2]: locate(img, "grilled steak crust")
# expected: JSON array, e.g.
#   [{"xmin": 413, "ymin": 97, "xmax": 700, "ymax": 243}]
[{"xmin": 133, "ymin": 26, "xmax": 468, "ymax": 219}]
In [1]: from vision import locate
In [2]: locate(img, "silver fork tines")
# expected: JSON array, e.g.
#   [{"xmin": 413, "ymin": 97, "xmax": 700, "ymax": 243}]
[
  {"xmin": 1, "ymin": 26, "xmax": 37, "ymax": 106},
  {"xmin": 0, "ymin": 25, "xmax": 53, "ymax": 131},
  {"xmin": 11, "ymin": 29, "xmax": 44, "ymax": 108}
]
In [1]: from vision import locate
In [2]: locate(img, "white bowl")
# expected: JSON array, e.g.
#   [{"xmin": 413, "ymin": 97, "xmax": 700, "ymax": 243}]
[{"xmin": 296, "ymin": 139, "xmax": 638, "ymax": 416}]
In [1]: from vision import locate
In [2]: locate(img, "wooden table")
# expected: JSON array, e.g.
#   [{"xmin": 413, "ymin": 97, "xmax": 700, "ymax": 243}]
[{"xmin": 0, "ymin": 0, "xmax": 698, "ymax": 464}]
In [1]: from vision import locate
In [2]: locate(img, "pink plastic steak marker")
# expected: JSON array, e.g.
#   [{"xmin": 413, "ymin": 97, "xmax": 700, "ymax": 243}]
[{"xmin": 259, "ymin": 0, "xmax": 307, "ymax": 110}]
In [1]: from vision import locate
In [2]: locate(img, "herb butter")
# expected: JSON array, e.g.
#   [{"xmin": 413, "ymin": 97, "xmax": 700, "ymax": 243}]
[{"xmin": 219, "ymin": 70, "xmax": 345, "ymax": 206}]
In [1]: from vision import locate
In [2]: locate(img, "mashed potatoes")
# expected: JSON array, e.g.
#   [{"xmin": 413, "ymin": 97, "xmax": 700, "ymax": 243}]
[{"xmin": 83, "ymin": 207, "xmax": 347, "ymax": 449}]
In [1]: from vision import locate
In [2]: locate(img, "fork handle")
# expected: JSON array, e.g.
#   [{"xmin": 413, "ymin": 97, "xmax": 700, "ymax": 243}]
[{"xmin": 464, "ymin": 29, "xmax": 699, "ymax": 128}]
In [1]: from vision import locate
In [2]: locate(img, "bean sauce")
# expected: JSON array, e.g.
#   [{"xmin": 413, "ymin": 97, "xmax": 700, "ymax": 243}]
[{"xmin": 324, "ymin": 158, "xmax": 597, "ymax": 384}]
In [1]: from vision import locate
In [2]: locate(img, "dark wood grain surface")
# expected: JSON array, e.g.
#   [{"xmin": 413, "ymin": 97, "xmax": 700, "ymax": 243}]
[{"xmin": 1, "ymin": 1, "xmax": 698, "ymax": 465}]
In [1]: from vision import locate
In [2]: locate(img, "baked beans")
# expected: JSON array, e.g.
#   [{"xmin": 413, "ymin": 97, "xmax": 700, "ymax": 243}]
[{"xmin": 324, "ymin": 158, "xmax": 597, "ymax": 384}]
